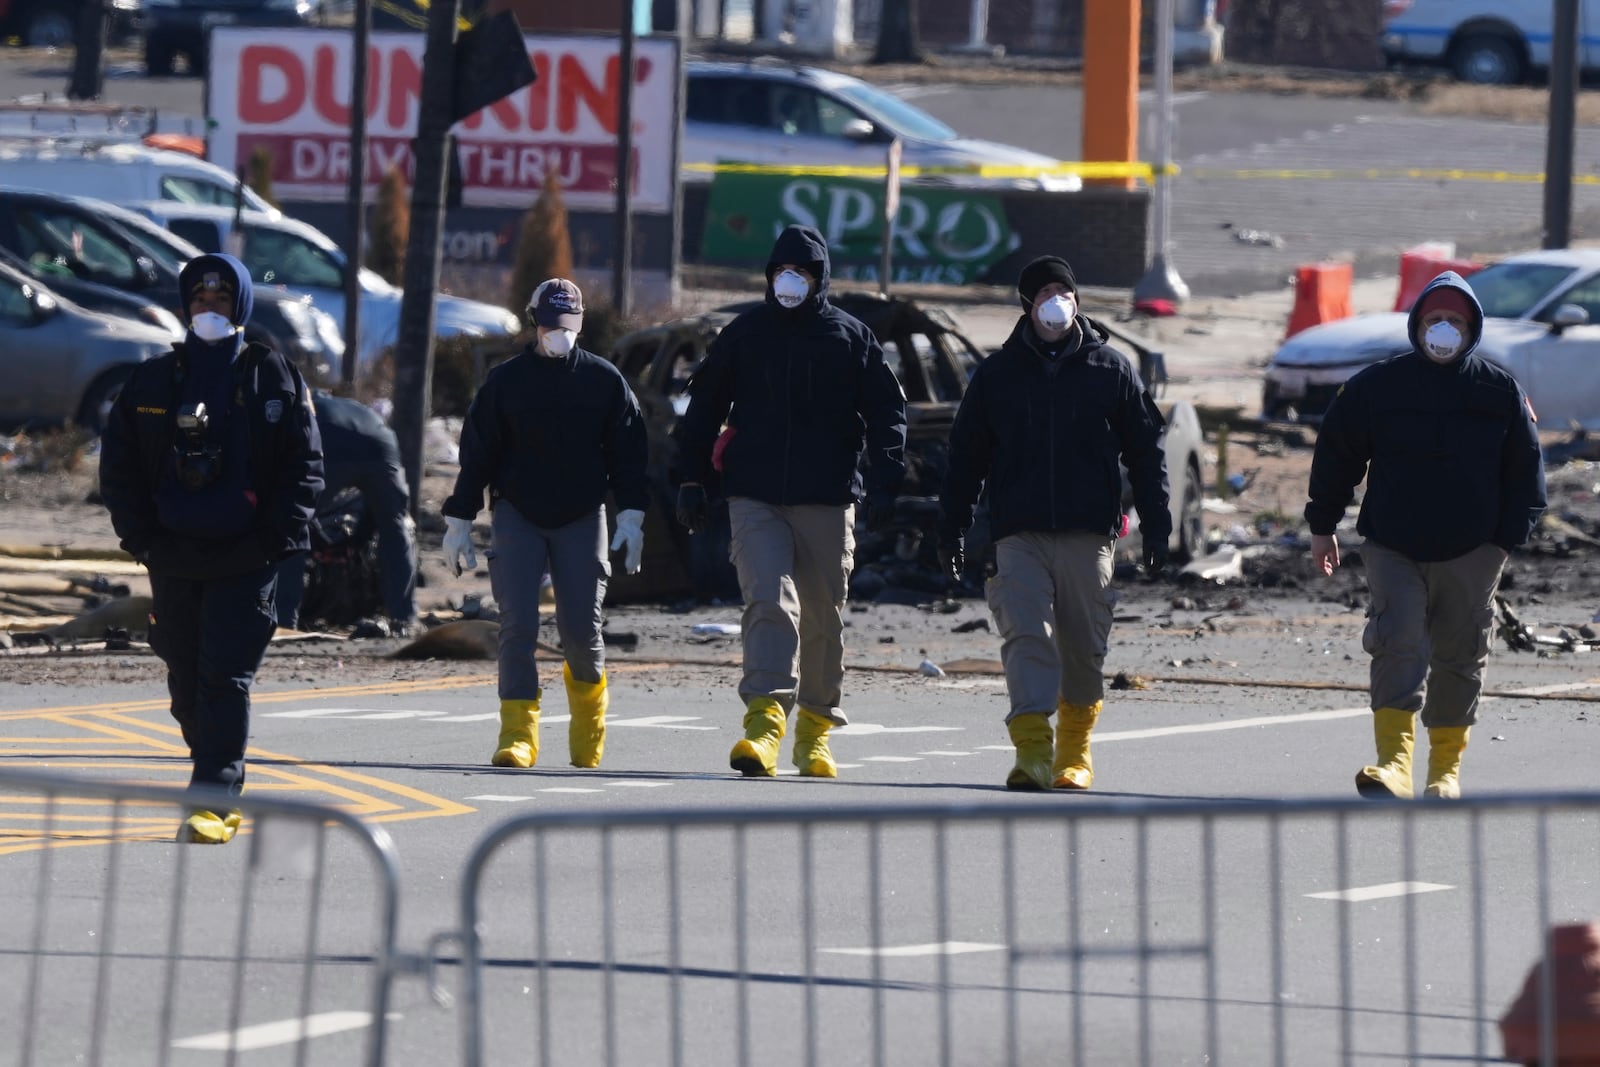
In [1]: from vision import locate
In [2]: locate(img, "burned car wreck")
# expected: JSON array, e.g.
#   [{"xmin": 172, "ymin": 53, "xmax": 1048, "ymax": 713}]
[{"xmin": 603, "ymin": 293, "xmax": 1205, "ymax": 604}]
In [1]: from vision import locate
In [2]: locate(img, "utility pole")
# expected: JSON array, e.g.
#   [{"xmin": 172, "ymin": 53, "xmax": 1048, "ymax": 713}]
[
  {"xmin": 1543, "ymin": 0, "xmax": 1580, "ymax": 250},
  {"xmin": 1132, "ymin": 0, "xmax": 1188, "ymax": 307},
  {"xmin": 390, "ymin": 0, "xmax": 460, "ymax": 515},
  {"xmin": 613, "ymin": 0, "xmax": 635, "ymax": 317},
  {"xmin": 340, "ymin": 0, "xmax": 372, "ymax": 389}
]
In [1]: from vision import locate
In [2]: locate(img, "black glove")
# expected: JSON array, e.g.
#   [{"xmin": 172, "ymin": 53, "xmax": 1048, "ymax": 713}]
[
  {"xmin": 1142, "ymin": 539, "xmax": 1170, "ymax": 572},
  {"xmin": 676, "ymin": 484, "xmax": 709, "ymax": 534},
  {"xmin": 865, "ymin": 493, "xmax": 896, "ymax": 534},
  {"xmin": 939, "ymin": 539, "xmax": 965, "ymax": 584}
]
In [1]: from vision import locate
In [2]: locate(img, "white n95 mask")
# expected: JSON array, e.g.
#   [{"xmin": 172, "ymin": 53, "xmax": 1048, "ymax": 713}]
[
  {"xmin": 773, "ymin": 270, "xmax": 810, "ymax": 308},
  {"xmin": 1035, "ymin": 294, "xmax": 1075, "ymax": 332},
  {"xmin": 540, "ymin": 328, "xmax": 576, "ymax": 358},
  {"xmin": 1422, "ymin": 321, "xmax": 1463, "ymax": 362},
  {"xmin": 190, "ymin": 311, "xmax": 236, "ymax": 343}
]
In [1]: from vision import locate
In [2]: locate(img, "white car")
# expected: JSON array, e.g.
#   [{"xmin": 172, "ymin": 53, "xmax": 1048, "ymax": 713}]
[
  {"xmin": 685, "ymin": 61, "xmax": 1080, "ymax": 191},
  {"xmin": 128, "ymin": 203, "xmax": 523, "ymax": 375},
  {"xmin": 1263, "ymin": 250, "xmax": 1600, "ymax": 428},
  {"xmin": 1382, "ymin": 0, "xmax": 1591, "ymax": 85}
]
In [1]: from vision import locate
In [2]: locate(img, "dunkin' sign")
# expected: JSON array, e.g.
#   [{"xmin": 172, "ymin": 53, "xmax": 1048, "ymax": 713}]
[{"xmin": 206, "ymin": 28, "xmax": 679, "ymax": 212}]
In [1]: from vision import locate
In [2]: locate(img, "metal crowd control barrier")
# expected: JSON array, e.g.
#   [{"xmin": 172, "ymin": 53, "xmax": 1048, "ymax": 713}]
[
  {"xmin": 0, "ymin": 767, "xmax": 403, "ymax": 1067},
  {"xmin": 457, "ymin": 794, "xmax": 1600, "ymax": 1067}
]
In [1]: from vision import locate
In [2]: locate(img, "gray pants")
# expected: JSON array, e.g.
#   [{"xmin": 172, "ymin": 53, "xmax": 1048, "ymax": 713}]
[
  {"xmin": 728, "ymin": 497, "xmax": 855, "ymax": 725},
  {"xmin": 985, "ymin": 531, "xmax": 1117, "ymax": 720},
  {"xmin": 486, "ymin": 500, "xmax": 610, "ymax": 700},
  {"xmin": 1363, "ymin": 540, "xmax": 1505, "ymax": 728}
]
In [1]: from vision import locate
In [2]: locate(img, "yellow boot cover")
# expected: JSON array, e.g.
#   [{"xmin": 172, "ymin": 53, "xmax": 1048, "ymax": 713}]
[
  {"xmin": 730, "ymin": 698, "xmax": 787, "ymax": 778},
  {"xmin": 1424, "ymin": 726, "xmax": 1470, "ymax": 800},
  {"xmin": 1052, "ymin": 700, "xmax": 1102, "ymax": 790},
  {"xmin": 565, "ymin": 664, "xmax": 608, "ymax": 769},
  {"xmin": 1006, "ymin": 714, "xmax": 1054, "ymax": 791},
  {"xmin": 1355, "ymin": 707, "xmax": 1415, "ymax": 799},
  {"xmin": 179, "ymin": 809, "xmax": 243, "ymax": 845},
  {"xmin": 491, "ymin": 696, "xmax": 541, "ymax": 768},
  {"xmin": 792, "ymin": 709, "xmax": 838, "ymax": 778}
]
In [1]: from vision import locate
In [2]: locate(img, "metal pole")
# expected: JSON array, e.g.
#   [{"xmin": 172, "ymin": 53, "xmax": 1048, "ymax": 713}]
[
  {"xmin": 965, "ymin": 0, "xmax": 988, "ymax": 48},
  {"xmin": 1543, "ymin": 0, "xmax": 1580, "ymax": 250},
  {"xmin": 669, "ymin": 0, "xmax": 687, "ymax": 309},
  {"xmin": 880, "ymin": 138, "xmax": 900, "ymax": 297},
  {"xmin": 1131, "ymin": 0, "xmax": 1189, "ymax": 307},
  {"xmin": 391, "ymin": 0, "xmax": 460, "ymax": 516},
  {"xmin": 613, "ymin": 0, "xmax": 636, "ymax": 317},
  {"xmin": 340, "ymin": 0, "xmax": 371, "ymax": 389}
]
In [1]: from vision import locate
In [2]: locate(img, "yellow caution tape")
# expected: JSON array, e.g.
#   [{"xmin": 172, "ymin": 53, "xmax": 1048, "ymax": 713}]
[{"xmin": 685, "ymin": 160, "xmax": 1162, "ymax": 181}]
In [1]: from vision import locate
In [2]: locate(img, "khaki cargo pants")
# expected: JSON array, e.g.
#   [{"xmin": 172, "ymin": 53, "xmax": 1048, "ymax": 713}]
[
  {"xmin": 728, "ymin": 497, "xmax": 855, "ymax": 725},
  {"xmin": 1362, "ymin": 539, "xmax": 1506, "ymax": 728},
  {"xmin": 986, "ymin": 530, "xmax": 1117, "ymax": 721}
]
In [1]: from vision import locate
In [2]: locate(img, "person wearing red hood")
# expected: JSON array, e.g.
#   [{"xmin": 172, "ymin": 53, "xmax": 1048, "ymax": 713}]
[{"xmin": 1306, "ymin": 271, "xmax": 1547, "ymax": 800}]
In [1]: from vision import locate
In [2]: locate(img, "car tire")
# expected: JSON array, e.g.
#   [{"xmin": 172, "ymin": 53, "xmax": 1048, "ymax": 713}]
[
  {"xmin": 1451, "ymin": 32, "xmax": 1525, "ymax": 85},
  {"xmin": 145, "ymin": 40, "xmax": 175, "ymax": 76},
  {"xmin": 1176, "ymin": 457, "xmax": 1206, "ymax": 564},
  {"xmin": 25, "ymin": 6, "xmax": 75, "ymax": 47},
  {"xmin": 77, "ymin": 367, "xmax": 133, "ymax": 437}
]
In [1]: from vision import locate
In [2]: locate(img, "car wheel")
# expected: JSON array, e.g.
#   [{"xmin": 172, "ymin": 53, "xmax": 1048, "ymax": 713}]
[
  {"xmin": 25, "ymin": 7, "xmax": 75, "ymax": 47},
  {"xmin": 145, "ymin": 40, "xmax": 175, "ymax": 76},
  {"xmin": 1176, "ymin": 457, "xmax": 1205, "ymax": 564},
  {"xmin": 1451, "ymin": 32, "xmax": 1525, "ymax": 85},
  {"xmin": 77, "ymin": 368, "xmax": 133, "ymax": 436}
]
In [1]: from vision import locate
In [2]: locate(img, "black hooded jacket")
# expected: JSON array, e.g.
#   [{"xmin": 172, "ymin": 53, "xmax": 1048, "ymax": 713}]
[
  {"xmin": 673, "ymin": 225, "xmax": 908, "ymax": 507},
  {"xmin": 98, "ymin": 254, "xmax": 324, "ymax": 579},
  {"xmin": 940, "ymin": 313, "xmax": 1170, "ymax": 547},
  {"xmin": 1305, "ymin": 271, "xmax": 1547, "ymax": 561}
]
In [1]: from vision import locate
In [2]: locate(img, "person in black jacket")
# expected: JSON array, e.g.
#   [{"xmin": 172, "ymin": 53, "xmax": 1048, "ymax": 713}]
[
  {"xmin": 939, "ymin": 255, "xmax": 1169, "ymax": 791},
  {"xmin": 673, "ymin": 224, "xmax": 908, "ymax": 779},
  {"xmin": 275, "ymin": 392, "xmax": 417, "ymax": 635},
  {"xmin": 441, "ymin": 279, "xmax": 648, "ymax": 772},
  {"xmin": 99, "ymin": 252, "xmax": 323, "ymax": 844},
  {"xmin": 1307, "ymin": 271, "xmax": 1546, "ymax": 800}
]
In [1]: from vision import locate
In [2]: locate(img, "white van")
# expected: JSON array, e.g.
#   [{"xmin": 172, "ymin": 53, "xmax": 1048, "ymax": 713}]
[{"xmin": 0, "ymin": 141, "xmax": 279, "ymax": 216}]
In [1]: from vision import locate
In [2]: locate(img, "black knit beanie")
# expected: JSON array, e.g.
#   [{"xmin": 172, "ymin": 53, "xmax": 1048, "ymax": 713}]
[{"xmin": 1017, "ymin": 255, "xmax": 1078, "ymax": 308}]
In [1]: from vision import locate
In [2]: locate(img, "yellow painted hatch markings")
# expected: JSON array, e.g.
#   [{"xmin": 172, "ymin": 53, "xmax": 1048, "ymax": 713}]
[{"xmin": 0, "ymin": 675, "xmax": 491, "ymax": 850}]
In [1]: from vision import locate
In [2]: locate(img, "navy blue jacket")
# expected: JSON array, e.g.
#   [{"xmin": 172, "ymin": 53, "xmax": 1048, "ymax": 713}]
[
  {"xmin": 940, "ymin": 315, "xmax": 1170, "ymax": 546},
  {"xmin": 443, "ymin": 345, "xmax": 649, "ymax": 528},
  {"xmin": 99, "ymin": 340, "xmax": 325, "ymax": 579},
  {"xmin": 673, "ymin": 224, "xmax": 908, "ymax": 507},
  {"xmin": 1305, "ymin": 271, "xmax": 1547, "ymax": 561}
]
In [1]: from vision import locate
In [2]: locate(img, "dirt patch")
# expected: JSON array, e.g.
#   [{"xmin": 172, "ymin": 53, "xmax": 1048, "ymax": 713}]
[{"xmin": 1418, "ymin": 82, "xmax": 1600, "ymax": 127}]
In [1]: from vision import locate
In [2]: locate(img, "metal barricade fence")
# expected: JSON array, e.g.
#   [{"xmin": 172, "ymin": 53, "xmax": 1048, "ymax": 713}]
[
  {"xmin": 0, "ymin": 766, "xmax": 403, "ymax": 1067},
  {"xmin": 456, "ymin": 794, "xmax": 1600, "ymax": 1067}
]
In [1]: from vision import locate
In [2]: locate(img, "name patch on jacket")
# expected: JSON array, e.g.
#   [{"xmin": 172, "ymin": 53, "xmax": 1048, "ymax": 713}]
[
  {"xmin": 264, "ymin": 399, "xmax": 284, "ymax": 424},
  {"xmin": 135, "ymin": 405, "xmax": 167, "ymax": 416}
]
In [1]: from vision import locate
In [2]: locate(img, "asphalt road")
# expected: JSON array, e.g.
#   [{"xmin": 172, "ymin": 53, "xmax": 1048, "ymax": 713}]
[{"xmin": 2, "ymin": 591, "xmax": 1596, "ymax": 1064}]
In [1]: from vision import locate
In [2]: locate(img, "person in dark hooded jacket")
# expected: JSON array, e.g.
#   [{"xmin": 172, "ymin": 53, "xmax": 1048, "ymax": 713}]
[
  {"xmin": 673, "ymin": 224, "xmax": 908, "ymax": 779},
  {"xmin": 99, "ymin": 252, "xmax": 323, "ymax": 844},
  {"xmin": 938, "ymin": 254, "xmax": 1170, "ymax": 792},
  {"xmin": 1307, "ymin": 270, "xmax": 1546, "ymax": 801}
]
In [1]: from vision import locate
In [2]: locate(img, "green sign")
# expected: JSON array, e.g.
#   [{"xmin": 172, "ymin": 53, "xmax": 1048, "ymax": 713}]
[{"xmin": 701, "ymin": 172, "xmax": 1020, "ymax": 286}]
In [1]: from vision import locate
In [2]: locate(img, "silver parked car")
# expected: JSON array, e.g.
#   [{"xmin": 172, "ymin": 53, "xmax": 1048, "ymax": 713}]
[
  {"xmin": 0, "ymin": 259, "xmax": 176, "ymax": 434},
  {"xmin": 1263, "ymin": 249, "xmax": 1600, "ymax": 428}
]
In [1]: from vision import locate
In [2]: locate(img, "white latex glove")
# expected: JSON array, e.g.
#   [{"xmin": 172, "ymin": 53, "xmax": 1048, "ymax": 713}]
[
  {"xmin": 609, "ymin": 509, "xmax": 646, "ymax": 575},
  {"xmin": 443, "ymin": 516, "xmax": 478, "ymax": 577}
]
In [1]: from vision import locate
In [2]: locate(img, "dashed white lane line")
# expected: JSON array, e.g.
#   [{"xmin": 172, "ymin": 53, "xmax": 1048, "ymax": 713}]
[
  {"xmin": 539, "ymin": 787, "xmax": 605, "ymax": 794},
  {"xmin": 919, "ymin": 751, "xmax": 975, "ymax": 757},
  {"xmin": 1306, "ymin": 882, "xmax": 1453, "ymax": 903},
  {"xmin": 173, "ymin": 1011, "xmax": 392, "ymax": 1051},
  {"xmin": 606, "ymin": 781, "xmax": 674, "ymax": 788},
  {"xmin": 467, "ymin": 795, "xmax": 534, "ymax": 803},
  {"xmin": 836, "ymin": 723, "xmax": 963, "ymax": 735},
  {"xmin": 822, "ymin": 941, "xmax": 1005, "ymax": 958},
  {"xmin": 859, "ymin": 756, "xmax": 923, "ymax": 763}
]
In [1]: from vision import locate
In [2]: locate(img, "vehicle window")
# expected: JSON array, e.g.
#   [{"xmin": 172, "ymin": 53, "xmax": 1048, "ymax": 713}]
[
  {"xmin": 830, "ymin": 80, "xmax": 958, "ymax": 142},
  {"xmin": 12, "ymin": 207, "xmax": 137, "ymax": 285},
  {"xmin": 927, "ymin": 333, "xmax": 976, "ymax": 401},
  {"xmin": 686, "ymin": 77, "xmax": 726, "ymax": 123},
  {"xmin": 168, "ymin": 218, "xmax": 223, "ymax": 253},
  {"xmin": 242, "ymin": 228, "xmax": 344, "ymax": 289},
  {"xmin": 1462, "ymin": 261, "xmax": 1579, "ymax": 320},
  {"xmin": 160, "ymin": 176, "xmax": 239, "ymax": 207},
  {"xmin": 0, "ymin": 275, "xmax": 33, "ymax": 324},
  {"xmin": 724, "ymin": 79, "xmax": 774, "ymax": 129},
  {"xmin": 1545, "ymin": 272, "xmax": 1600, "ymax": 325},
  {"xmin": 665, "ymin": 341, "xmax": 703, "ymax": 399},
  {"xmin": 614, "ymin": 338, "xmax": 657, "ymax": 383},
  {"xmin": 879, "ymin": 337, "xmax": 931, "ymax": 402}
]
